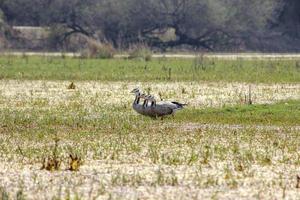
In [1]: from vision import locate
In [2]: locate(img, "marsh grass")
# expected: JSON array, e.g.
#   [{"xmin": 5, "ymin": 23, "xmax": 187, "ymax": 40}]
[
  {"xmin": 68, "ymin": 154, "xmax": 83, "ymax": 171},
  {"xmin": 0, "ymin": 99, "xmax": 299, "ymax": 198},
  {"xmin": 1, "ymin": 56, "xmax": 300, "ymax": 82},
  {"xmin": 128, "ymin": 43, "xmax": 152, "ymax": 61},
  {"xmin": 0, "ymin": 56, "xmax": 299, "ymax": 199},
  {"xmin": 0, "ymin": 187, "xmax": 9, "ymax": 200},
  {"xmin": 177, "ymin": 100, "xmax": 300, "ymax": 125},
  {"xmin": 41, "ymin": 138, "xmax": 61, "ymax": 171},
  {"xmin": 0, "ymin": 100, "xmax": 299, "ymax": 163}
]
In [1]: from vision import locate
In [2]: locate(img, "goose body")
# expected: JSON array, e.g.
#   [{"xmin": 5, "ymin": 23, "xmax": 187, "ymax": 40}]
[
  {"xmin": 131, "ymin": 88, "xmax": 186, "ymax": 118},
  {"xmin": 149, "ymin": 101, "xmax": 186, "ymax": 117}
]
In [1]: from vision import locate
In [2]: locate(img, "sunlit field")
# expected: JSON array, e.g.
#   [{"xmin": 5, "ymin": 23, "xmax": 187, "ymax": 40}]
[{"xmin": 0, "ymin": 56, "xmax": 300, "ymax": 199}]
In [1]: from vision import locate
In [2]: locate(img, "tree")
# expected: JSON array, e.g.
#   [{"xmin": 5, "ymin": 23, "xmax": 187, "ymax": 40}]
[
  {"xmin": 125, "ymin": 0, "xmax": 281, "ymax": 50},
  {"xmin": 0, "ymin": 0, "xmax": 53, "ymax": 26},
  {"xmin": 276, "ymin": 0, "xmax": 300, "ymax": 37},
  {"xmin": 0, "ymin": 0, "xmax": 289, "ymax": 51},
  {"xmin": 0, "ymin": 7, "xmax": 10, "ymax": 49}
]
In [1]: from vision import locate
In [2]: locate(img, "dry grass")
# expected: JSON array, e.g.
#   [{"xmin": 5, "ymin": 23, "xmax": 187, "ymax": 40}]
[
  {"xmin": 0, "ymin": 80, "xmax": 299, "ymax": 109},
  {"xmin": 128, "ymin": 43, "xmax": 152, "ymax": 61},
  {"xmin": 80, "ymin": 39, "xmax": 115, "ymax": 59}
]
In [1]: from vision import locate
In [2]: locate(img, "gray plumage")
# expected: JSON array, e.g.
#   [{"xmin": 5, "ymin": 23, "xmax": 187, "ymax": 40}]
[{"xmin": 131, "ymin": 88, "xmax": 186, "ymax": 118}]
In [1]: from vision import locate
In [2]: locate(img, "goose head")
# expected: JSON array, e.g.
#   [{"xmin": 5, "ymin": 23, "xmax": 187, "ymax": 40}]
[{"xmin": 130, "ymin": 88, "xmax": 141, "ymax": 96}]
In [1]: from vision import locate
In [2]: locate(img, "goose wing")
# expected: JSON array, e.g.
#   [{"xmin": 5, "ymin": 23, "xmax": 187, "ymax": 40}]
[
  {"xmin": 152, "ymin": 101, "xmax": 186, "ymax": 116},
  {"xmin": 133, "ymin": 100, "xmax": 186, "ymax": 118},
  {"xmin": 158, "ymin": 101, "xmax": 186, "ymax": 110},
  {"xmin": 133, "ymin": 103, "xmax": 160, "ymax": 117},
  {"xmin": 153, "ymin": 103, "xmax": 174, "ymax": 116},
  {"xmin": 171, "ymin": 101, "xmax": 187, "ymax": 108}
]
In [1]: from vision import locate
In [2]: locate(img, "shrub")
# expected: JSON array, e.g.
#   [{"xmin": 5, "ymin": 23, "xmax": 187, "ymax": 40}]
[
  {"xmin": 47, "ymin": 25, "xmax": 66, "ymax": 50},
  {"xmin": 80, "ymin": 39, "xmax": 115, "ymax": 59},
  {"xmin": 0, "ymin": 10, "xmax": 10, "ymax": 50},
  {"xmin": 128, "ymin": 43, "xmax": 152, "ymax": 61}
]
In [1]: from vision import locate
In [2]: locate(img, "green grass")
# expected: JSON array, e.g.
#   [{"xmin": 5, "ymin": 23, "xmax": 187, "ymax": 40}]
[
  {"xmin": 177, "ymin": 100, "xmax": 300, "ymax": 125},
  {"xmin": 1, "ymin": 100, "xmax": 299, "ymax": 160},
  {"xmin": 0, "ymin": 55, "xmax": 300, "ymax": 82},
  {"xmin": 0, "ymin": 99, "xmax": 299, "ymax": 169}
]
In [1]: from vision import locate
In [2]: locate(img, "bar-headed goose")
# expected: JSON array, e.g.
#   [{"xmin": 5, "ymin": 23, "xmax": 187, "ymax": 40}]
[
  {"xmin": 131, "ymin": 88, "xmax": 186, "ymax": 118},
  {"xmin": 139, "ymin": 93, "xmax": 148, "ymax": 108},
  {"xmin": 148, "ymin": 95, "xmax": 157, "ymax": 107},
  {"xmin": 130, "ymin": 88, "xmax": 150, "ymax": 116},
  {"xmin": 141, "ymin": 94, "xmax": 156, "ymax": 108},
  {"xmin": 151, "ymin": 101, "xmax": 187, "ymax": 117}
]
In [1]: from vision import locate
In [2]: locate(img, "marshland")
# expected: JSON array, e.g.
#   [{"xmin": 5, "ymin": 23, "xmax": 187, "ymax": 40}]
[{"xmin": 0, "ymin": 55, "xmax": 299, "ymax": 199}]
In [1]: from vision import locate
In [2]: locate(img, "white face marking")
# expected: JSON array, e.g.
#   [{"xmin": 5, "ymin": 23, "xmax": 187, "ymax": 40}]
[{"xmin": 131, "ymin": 88, "xmax": 141, "ymax": 96}]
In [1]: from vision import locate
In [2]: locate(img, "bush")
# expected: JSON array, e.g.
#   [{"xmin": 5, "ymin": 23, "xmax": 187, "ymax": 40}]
[
  {"xmin": 128, "ymin": 43, "xmax": 152, "ymax": 61},
  {"xmin": 80, "ymin": 39, "xmax": 115, "ymax": 59},
  {"xmin": 0, "ymin": 9, "xmax": 4, "ymax": 26},
  {"xmin": 47, "ymin": 25, "xmax": 66, "ymax": 50},
  {"xmin": 0, "ymin": 10, "xmax": 10, "ymax": 50}
]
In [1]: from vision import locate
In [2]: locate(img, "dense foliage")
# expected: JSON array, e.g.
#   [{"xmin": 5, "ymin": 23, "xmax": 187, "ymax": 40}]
[{"xmin": 0, "ymin": 0, "xmax": 299, "ymax": 51}]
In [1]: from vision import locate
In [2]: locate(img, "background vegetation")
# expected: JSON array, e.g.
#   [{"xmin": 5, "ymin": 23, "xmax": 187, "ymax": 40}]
[{"xmin": 0, "ymin": 0, "xmax": 300, "ymax": 51}]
